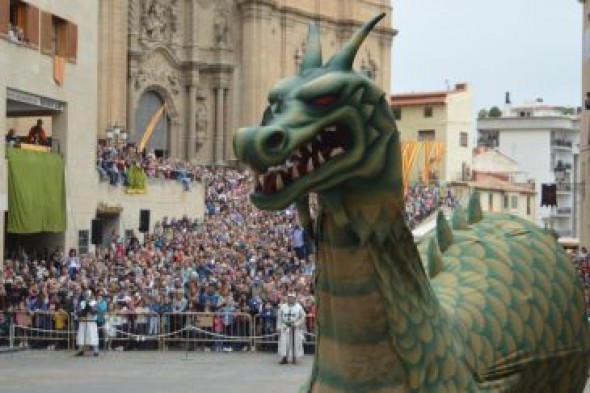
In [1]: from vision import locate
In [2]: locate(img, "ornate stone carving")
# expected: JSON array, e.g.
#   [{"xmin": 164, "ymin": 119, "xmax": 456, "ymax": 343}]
[
  {"xmin": 213, "ymin": 1, "xmax": 230, "ymax": 48},
  {"xmin": 141, "ymin": 0, "xmax": 179, "ymax": 44},
  {"xmin": 195, "ymin": 101, "xmax": 208, "ymax": 146},
  {"xmin": 128, "ymin": 0, "xmax": 140, "ymax": 34},
  {"xmin": 133, "ymin": 51, "xmax": 180, "ymax": 96},
  {"xmin": 360, "ymin": 49, "xmax": 377, "ymax": 80}
]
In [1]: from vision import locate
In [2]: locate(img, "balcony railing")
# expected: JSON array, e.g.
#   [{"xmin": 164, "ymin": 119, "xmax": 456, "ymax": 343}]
[
  {"xmin": 556, "ymin": 183, "xmax": 572, "ymax": 192},
  {"xmin": 551, "ymin": 139, "xmax": 573, "ymax": 149},
  {"xmin": 556, "ymin": 207, "xmax": 572, "ymax": 215}
]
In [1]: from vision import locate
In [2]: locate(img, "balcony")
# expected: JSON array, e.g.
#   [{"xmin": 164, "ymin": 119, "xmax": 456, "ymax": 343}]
[
  {"xmin": 551, "ymin": 139, "xmax": 573, "ymax": 151},
  {"xmin": 556, "ymin": 183, "xmax": 572, "ymax": 193},
  {"xmin": 551, "ymin": 207, "xmax": 572, "ymax": 218}
]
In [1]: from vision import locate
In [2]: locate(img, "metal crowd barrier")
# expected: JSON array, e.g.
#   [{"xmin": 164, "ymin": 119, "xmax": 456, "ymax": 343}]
[
  {"xmin": 101, "ymin": 311, "xmax": 161, "ymax": 351},
  {"xmin": 160, "ymin": 312, "xmax": 253, "ymax": 352},
  {"xmin": 0, "ymin": 311, "xmax": 317, "ymax": 354},
  {"xmin": 252, "ymin": 314, "xmax": 317, "ymax": 354},
  {"xmin": 11, "ymin": 310, "xmax": 73, "ymax": 350}
]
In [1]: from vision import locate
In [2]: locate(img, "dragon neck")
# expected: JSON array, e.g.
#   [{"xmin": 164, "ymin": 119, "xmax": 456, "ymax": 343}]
[{"xmin": 310, "ymin": 135, "xmax": 452, "ymax": 391}]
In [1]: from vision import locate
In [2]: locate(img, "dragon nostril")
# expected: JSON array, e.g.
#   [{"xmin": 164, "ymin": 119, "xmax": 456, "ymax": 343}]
[{"xmin": 266, "ymin": 130, "xmax": 285, "ymax": 150}]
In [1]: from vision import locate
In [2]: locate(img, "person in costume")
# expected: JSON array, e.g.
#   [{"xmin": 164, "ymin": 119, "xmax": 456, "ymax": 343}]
[
  {"xmin": 75, "ymin": 289, "xmax": 99, "ymax": 357},
  {"xmin": 277, "ymin": 291, "xmax": 305, "ymax": 365}
]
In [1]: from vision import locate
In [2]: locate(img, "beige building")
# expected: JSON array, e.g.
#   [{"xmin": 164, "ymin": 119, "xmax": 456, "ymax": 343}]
[
  {"xmin": 0, "ymin": 0, "xmax": 396, "ymax": 260},
  {"xmin": 98, "ymin": 0, "xmax": 396, "ymax": 164},
  {"xmin": 470, "ymin": 148, "xmax": 536, "ymax": 221},
  {"xmin": 390, "ymin": 83, "xmax": 473, "ymax": 183},
  {"xmin": 0, "ymin": 0, "xmax": 99, "ymax": 257},
  {"xmin": 0, "ymin": 0, "xmax": 204, "ymax": 262},
  {"xmin": 579, "ymin": 0, "xmax": 590, "ymax": 249}
]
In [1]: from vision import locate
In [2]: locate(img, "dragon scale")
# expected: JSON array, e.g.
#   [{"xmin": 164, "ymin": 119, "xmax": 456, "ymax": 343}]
[{"xmin": 233, "ymin": 14, "xmax": 590, "ymax": 393}]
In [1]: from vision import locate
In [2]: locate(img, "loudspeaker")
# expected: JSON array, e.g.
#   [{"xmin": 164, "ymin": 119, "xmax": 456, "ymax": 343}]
[
  {"xmin": 91, "ymin": 219, "xmax": 103, "ymax": 245},
  {"xmin": 139, "ymin": 209, "xmax": 150, "ymax": 233}
]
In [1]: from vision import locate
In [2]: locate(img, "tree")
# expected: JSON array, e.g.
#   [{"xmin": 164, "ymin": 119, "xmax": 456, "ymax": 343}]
[
  {"xmin": 488, "ymin": 106, "xmax": 502, "ymax": 118},
  {"xmin": 477, "ymin": 109, "xmax": 489, "ymax": 119}
]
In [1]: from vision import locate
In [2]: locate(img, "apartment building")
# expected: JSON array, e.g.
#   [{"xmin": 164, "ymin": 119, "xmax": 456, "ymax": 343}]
[
  {"xmin": 390, "ymin": 83, "xmax": 473, "ymax": 184},
  {"xmin": 579, "ymin": 0, "xmax": 590, "ymax": 248},
  {"xmin": 477, "ymin": 99, "xmax": 580, "ymax": 237}
]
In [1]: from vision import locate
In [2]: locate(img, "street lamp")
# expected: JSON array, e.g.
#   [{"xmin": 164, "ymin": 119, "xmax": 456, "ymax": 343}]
[{"xmin": 106, "ymin": 123, "xmax": 128, "ymax": 147}]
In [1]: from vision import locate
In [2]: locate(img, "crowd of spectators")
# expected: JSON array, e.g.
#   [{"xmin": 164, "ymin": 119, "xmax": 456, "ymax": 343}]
[
  {"xmin": 572, "ymin": 246, "xmax": 590, "ymax": 316},
  {"xmin": 96, "ymin": 144, "xmax": 199, "ymax": 190},
  {"xmin": 405, "ymin": 184, "xmax": 456, "ymax": 229},
  {"xmin": 0, "ymin": 166, "xmax": 451, "ymax": 350}
]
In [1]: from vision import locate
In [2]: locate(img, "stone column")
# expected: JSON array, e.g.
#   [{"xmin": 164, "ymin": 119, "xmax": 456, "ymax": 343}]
[
  {"xmin": 215, "ymin": 86, "xmax": 225, "ymax": 164},
  {"xmin": 187, "ymin": 85, "xmax": 198, "ymax": 160}
]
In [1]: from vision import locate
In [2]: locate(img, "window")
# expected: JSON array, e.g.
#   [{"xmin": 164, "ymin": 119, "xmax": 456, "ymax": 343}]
[
  {"xmin": 2, "ymin": 0, "xmax": 39, "ymax": 47},
  {"xmin": 78, "ymin": 230, "xmax": 89, "ymax": 255},
  {"xmin": 424, "ymin": 106, "xmax": 433, "ymax": 118},
  {"xmin": 503, "ymin": 194, "xmax": 509, "ymax": 210},
  {"xmin": 391, "ymin": 106, "xmax": 401, "ymax": 120},
  {"xmin": 418, "ymin": 129, "xmax": 435, "ymax": 141},
  {"xmin": 488, "ymin": 193, "xmax": 494, "ymax": 212},
  {"xmin": 511, "ymin": 195, "xmax": 518, "ymax": 209},
  {"xmin": 40, "ymin": 11, "xmax": 77, "ymax": 62},
  {"xmin": 478, "ymin": 130, "xmax": 499, "ymax": 148},
  {"xmin": 460, "ymin": 132, "xmax": 468, "ymax": 147}
]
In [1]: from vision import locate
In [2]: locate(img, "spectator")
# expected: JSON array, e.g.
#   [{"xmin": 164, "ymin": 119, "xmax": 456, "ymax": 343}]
[
  {"xmin": 65, "ymin": 249, "xmax": 81, "ymax": 279},
  {"xmin": 5, "ymin": 128, "xmax": 18, "ymax": 146},
  {"xmin": 27, "ymin": 119, "xmax": 49, "ymax": 146}
]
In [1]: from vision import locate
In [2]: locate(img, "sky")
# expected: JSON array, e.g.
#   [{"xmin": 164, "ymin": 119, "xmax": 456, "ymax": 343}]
[{"xmin": 391, "ymin": 0, "xmax": 582, "ymax": 114}]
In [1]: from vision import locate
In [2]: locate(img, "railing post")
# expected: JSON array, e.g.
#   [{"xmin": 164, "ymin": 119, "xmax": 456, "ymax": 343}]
[{"xmin": 9, "ymin": 317, "xmax": 15, "ymax": 350}]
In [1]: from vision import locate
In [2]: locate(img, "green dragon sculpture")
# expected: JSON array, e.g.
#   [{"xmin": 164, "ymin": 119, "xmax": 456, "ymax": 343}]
[{"xmin": 233, "ymin": 14, "xmax": 590, "ymax": 393}]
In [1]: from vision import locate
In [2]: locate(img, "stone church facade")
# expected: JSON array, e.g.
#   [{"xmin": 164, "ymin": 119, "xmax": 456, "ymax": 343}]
[{"xmin": 98, "ymin": 0, "xmax": 396, "ymax": 164}]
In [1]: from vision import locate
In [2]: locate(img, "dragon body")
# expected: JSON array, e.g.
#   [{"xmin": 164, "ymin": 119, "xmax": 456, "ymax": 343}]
[{"xmin": 233, "ymin": 14, "xmax": 590, "ymax": 392}]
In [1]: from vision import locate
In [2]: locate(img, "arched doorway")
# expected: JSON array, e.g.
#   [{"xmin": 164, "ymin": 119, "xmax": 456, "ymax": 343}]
[{"xmin": 134, "ymin": 90, "xmax": 170, "ymax": 157}]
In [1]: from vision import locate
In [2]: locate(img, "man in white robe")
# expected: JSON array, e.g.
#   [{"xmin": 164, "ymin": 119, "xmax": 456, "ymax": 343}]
[
  {"xmin": 277, "ymin": 292, "xmax": 306, "ymax": 364},
  {"xmin": 76, "ymin": 290, "xmax": 99, "ymax": 357}
]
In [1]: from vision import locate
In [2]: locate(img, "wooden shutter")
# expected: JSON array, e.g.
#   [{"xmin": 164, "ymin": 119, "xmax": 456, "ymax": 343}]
[
  {"xmin": 66, "ymin": 22, "xmax": 77, "ymax": 63},
  {"xmin": 0, "ymin": 0, "xmax": 9, "ymax": 36},
  {"xmin": 40, "ymin": 11, "xmax": 52, "ymax": 54},
  {"xmin": 25, "ymin": 3, "xmax": 39, "ymax": 48},
  {"xmin": 56, "ymin": 19, "xmax": 67, "ymax": 56}
]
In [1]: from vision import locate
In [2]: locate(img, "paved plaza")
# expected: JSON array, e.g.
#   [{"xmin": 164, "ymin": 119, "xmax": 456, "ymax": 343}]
[
  {"xmin": 1, "ymin": 350, "xmax": 590, "ymax": 392},
  {"xmin": 0, "ymin": 351, "xmax": 312, "ymax": 393}
]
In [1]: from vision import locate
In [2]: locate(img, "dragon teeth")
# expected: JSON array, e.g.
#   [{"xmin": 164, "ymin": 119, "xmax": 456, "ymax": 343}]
[
  {"xmin": 276, "ymin": 174, "xmax": 284, "ymax": 191},
  {"xmin": 317, "ymin": 151, "xmax": 325, "ymax": 165},
  {"xmin": 307, "ymin": 158, "xmax": 314, "ymax": 172},
  {"xmin": 330, "ymin": 147, "xmax": 345, "ymax": 157},
  {"xmin": 292, "ymin": 166, "xmax": 300, "ymax": 179},
  {"xmin": 324, "ymin": 126, "xmax": 337, "ymax": 132}
]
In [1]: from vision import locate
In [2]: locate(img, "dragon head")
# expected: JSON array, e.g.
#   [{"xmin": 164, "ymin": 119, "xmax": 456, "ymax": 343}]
[{"xmin": 234, "ymin": 14, "xmax": 403, "ymax": 212}]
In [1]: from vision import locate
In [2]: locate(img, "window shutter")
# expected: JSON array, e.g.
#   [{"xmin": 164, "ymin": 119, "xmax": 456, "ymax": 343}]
[
  {"xmin": 40, "ymin": 11, "xmax": 52, "ymax": 55},
  {"xmin": 66, "ymin": 22, "xmax": 77, "ymax": 63},
  {"xmin": 56, "ymin": 20, "xmax": 67, "ymax": 56},
  {"xmin": 0, "ymin": 0, "xmax": 9, "ymax": 36},
  {"xmin": 25, "ymin": 3, "xmax": 39, "ymax": 48}
]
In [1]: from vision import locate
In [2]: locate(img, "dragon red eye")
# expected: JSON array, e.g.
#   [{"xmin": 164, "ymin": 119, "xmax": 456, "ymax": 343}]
[{"xmin": 311, "ymin": 95, "xmax": 337, "ymax": 106}]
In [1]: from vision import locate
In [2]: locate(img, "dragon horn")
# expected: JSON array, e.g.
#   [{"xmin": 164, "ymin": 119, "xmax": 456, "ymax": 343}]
[
  {"xmin": 326, "ymin": 13, "xmax": 386, "ymax": 71},
  {"xmin": 300, "ymin": 22, "xmax": 323, "ymax": 73}
]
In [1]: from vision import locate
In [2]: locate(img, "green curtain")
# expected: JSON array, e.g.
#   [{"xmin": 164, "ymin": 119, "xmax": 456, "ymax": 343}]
[{"xmin": 7, "ymin": 148, "xmax": 66, "ymax": 233}]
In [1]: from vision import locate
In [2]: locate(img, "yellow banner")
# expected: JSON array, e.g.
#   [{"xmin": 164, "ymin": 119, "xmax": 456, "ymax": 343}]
[
  {"xmin": 401, "ymin": 141, "xmax": 421, "ymax": 196},
  {"xmin": 139, "ymin": 104, "xmax": 166, "ymax": 153}
]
